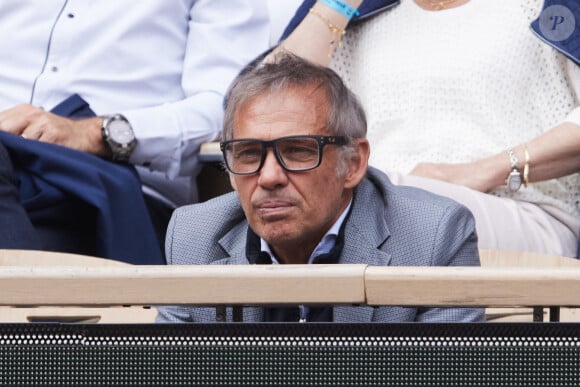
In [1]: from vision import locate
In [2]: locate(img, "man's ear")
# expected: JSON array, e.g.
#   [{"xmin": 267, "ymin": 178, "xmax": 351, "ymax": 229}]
[{"xmin": 344, "ymin": 139, "xmax": 370, "ymax": 189}]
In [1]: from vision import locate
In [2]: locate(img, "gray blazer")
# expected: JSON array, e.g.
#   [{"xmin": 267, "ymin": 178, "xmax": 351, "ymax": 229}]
[{"xmin": 157, "ymin": 167, "xmax": 485, "ymax": 323}]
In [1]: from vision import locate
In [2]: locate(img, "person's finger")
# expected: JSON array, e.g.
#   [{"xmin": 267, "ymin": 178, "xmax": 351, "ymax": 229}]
[
  {"xmin": 19, "ymin": 123, "xmax": 43, "ymax": 141},
  {"xmin": 0, "ymin": 104, "xmax": 37, "ymax": 135}
]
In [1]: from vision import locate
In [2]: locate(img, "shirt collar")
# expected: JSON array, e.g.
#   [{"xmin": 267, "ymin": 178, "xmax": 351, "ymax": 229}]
[{"xmin": 260, "ymin": 200, "xmax": 353, "ymax": 264}]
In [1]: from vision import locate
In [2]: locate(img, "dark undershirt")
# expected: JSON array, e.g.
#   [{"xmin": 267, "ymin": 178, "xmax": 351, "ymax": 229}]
[{"xmin": 245, "ymin": 220, "xmax": 348, "ymax": 322}]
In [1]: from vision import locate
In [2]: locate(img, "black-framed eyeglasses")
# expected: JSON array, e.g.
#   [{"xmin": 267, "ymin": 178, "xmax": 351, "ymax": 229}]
[{"xmin": 220, "ymin": 135, "xmax": 348, "ymax": 175}]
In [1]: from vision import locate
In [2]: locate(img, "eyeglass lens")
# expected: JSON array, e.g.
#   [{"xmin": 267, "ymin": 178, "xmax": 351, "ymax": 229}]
[{"xmin": 225, "ymin": 137, "xmax": 321, "ymax": 174}]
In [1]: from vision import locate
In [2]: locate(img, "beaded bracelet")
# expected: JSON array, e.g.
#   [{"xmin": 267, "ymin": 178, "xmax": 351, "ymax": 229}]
[{"xmin": 308, "ymin": 8, "xmax": 346, "ymax": 57}]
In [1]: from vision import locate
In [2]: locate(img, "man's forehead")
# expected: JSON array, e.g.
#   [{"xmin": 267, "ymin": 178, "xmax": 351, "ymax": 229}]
[
  {"xmin": 233, "ymin": 87, "xmax": 330, "ymax": 137},
  {"xmin": 253, "ymin": 83, "xmax": 326, "ymax": 102}
]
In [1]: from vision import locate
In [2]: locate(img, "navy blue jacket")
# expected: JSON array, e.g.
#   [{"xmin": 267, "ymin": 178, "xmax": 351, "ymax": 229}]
[{"xmin": 0, "ymin": 94, "xmax": 164, "ymax": 264}]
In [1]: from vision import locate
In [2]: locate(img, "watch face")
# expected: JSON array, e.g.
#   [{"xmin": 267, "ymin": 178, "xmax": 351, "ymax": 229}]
[
  {"xmin": 507, "ymin": 171, "xmax": 522, "ymax": 192},
  {"xmin": 109, "ymin": 119, "xmax": 134, "ymax": 145}
]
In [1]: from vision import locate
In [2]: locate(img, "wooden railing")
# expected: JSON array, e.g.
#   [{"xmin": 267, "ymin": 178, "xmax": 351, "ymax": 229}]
[{"xmin": 0, "ymin": 249, "xmax": 578, "ymax": 308}]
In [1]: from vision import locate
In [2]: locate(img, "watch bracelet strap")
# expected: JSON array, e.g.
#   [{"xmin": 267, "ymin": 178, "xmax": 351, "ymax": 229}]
[
  {"xmin": 507, "ymin": 147, "xmax": 519, "ymax": 171},
  {"xmin": 110, "ymin": 144, "xmax": 133, "ymax": 162},
  {"xmin": 505, "ymin": 147, "xmax": 523, "ymax": 192}
]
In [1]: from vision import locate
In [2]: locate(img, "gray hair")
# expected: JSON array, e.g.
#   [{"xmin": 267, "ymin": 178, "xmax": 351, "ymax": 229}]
[{"xmin": 222, "ymin": 53, "xmax": 367, "ymax": 175}]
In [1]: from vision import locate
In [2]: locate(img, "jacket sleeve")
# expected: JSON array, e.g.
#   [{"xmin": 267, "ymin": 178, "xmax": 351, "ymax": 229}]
[{"xmin": 415, "ymin": 202, "xmax": 486, "ymax": 322}]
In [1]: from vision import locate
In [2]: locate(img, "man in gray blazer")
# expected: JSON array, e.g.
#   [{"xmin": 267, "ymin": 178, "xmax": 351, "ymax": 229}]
[{"xmin": 157, "ymin": 54, "xmax": 484, "ymax": 323}]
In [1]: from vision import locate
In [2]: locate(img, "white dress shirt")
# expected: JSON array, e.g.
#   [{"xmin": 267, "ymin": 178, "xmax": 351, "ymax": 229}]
[{"xmin": 0, "ymin": 0, "xmax": 272, "ymax": 206}]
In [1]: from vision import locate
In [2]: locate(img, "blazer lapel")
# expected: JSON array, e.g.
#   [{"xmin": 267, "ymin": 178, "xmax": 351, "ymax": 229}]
[
  {"xmin": 215, "ymin": 223, "xmax": 263, "ymax": 322},
  {"xmin": 216, "ymin": 221, "xmax": 249, "ymax": 265},
  {"xmin": 339, "ymin": 171, "xmax": 393, "ymax": 267},
  {"xmin": 334, "ymin": 173, "xmax": 393, "ymax": 322}
]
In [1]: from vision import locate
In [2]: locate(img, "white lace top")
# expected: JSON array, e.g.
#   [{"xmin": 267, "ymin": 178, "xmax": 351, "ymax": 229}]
[{"xmin": 332, "ymin": 0, "xmax": 580, "ymax": 216}]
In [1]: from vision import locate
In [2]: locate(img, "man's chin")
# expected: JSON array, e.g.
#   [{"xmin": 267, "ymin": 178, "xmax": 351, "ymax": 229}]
[{"xmin": 258, "ymin": 227, "xmax": 296, "ymax": 246}]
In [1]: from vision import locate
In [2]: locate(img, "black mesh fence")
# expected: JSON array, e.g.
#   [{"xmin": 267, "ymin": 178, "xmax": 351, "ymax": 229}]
[{"xmin": 0, "ymin": 322, "xmax": 578, "ymax": 385}]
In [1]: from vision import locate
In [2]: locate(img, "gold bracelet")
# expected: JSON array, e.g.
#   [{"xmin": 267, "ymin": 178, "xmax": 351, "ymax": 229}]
[
  {"xmin": 308, "ymin": 8, "xmax": 346, "ymax": 57},
  {"xmin": 523, "ymin": 145, "xmax": 530, "ymax": 187}
]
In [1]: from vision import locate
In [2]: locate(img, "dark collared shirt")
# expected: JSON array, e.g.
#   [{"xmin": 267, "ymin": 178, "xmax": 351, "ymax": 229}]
[{"xmin": 245, "ymin": 205, "xmax": 352, "ymax": 322}]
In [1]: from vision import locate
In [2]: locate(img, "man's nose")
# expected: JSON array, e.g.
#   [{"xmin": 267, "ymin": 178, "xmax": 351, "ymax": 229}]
[{"xmin": 258, "ymin": 149, "xmax": 288, "ymax": 188}]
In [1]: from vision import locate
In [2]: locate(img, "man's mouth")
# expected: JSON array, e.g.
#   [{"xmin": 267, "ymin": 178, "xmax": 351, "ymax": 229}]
[{"xmin": 254, "ymin": 199, "xmax": 296, "ymax": 219}]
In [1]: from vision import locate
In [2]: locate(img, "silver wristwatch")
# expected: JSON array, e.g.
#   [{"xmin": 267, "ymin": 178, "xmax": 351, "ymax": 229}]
[
  {"xmin": 505, "ymin": 148, "xmax": 522, "ymax": 192},
  {"xmin": 101, "ymin": 114, "xmax": 137, "ymax": 162}
]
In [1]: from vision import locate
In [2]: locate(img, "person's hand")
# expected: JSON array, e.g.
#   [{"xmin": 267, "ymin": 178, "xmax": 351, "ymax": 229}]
[
  {"xmin": 410, "ymin": 161, "xmax": 494, "ymax": 192},
  {"xmin": 0, "ymin": 103, "xmax": 107, "ymax": 156}
]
